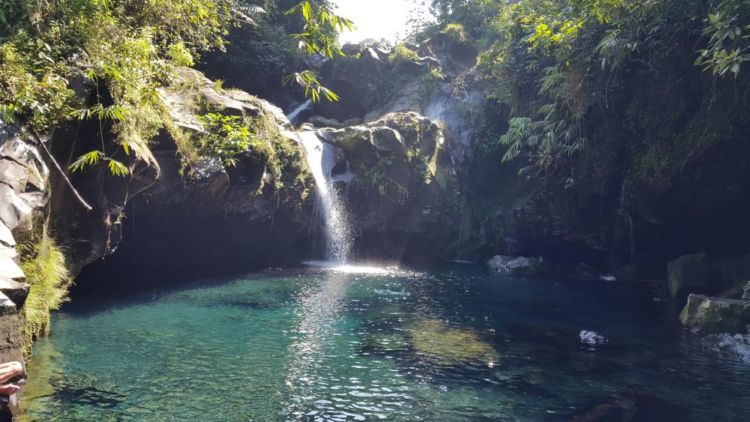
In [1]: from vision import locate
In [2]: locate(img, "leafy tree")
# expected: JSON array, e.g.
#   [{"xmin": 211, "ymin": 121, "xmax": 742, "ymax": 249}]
[{"xmin": 0, "ymin": 0, "xmax": 351, "ymax": 180}]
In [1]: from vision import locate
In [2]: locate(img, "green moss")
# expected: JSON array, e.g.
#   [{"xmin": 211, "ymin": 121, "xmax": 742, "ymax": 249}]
[
  {"xmin": 18, "ymin": 230, "xmax": 71, "ymax": 357},
  {"xmin": 389, "ymin": 44, "xmax": 420, "ymax": 66},
  {"xmin": 419, "ymin": 68, "xmax": 446, "ymax": 105},
  {"xmin": 440, "ymin": 23, "xmax": 472, "ymax": 46}
]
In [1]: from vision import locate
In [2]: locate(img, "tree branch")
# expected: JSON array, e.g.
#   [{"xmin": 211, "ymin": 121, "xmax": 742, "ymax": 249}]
[{"xmin": 27, "ymin": 129, "xmax": 94, "ymax": 212}]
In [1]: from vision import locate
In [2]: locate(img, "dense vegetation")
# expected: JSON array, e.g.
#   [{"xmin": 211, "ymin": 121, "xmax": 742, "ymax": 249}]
[
  {"xmin": 428, "ymin": 0, "xmax": 750, "ymax": 179},
  {"xmin": 0, "ymin": 0, "xmax": 347, "ymax": 176},
  {"xmin": 422, "ymin": 0, "xmax": 750, "ymax": 271}
]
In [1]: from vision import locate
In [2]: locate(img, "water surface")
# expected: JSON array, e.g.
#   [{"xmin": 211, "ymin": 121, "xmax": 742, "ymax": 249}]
[{"xmin": 21, "ymin": 266, "xmax": 750, "ymax": 421}]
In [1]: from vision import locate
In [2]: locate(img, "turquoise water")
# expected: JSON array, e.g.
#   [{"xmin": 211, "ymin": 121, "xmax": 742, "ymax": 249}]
[{"xmin": 20, "ymin": 266, "xmax": 750, "ymax": 421}]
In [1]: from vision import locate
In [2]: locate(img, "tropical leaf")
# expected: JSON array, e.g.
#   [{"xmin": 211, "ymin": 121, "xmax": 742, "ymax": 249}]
[
  {"xmin": 107, "ymin": 159, "xmax": 130, "ymax": 176},
  {"xmin": 69, "ymin": 150, "xmax": 105, "ymax": 173}
]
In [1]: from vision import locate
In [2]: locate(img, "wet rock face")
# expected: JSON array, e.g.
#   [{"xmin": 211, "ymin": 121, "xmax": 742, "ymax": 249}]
[
  {"xmin": 680, "ymin": 294, "xmax": 750, "ymax": 335},
  {"xmin": 487, "ymin": 255, "xmax": 549, "ymax": 276},
  {"xmin": 0, "ymin": 123, "xmax": 42, "ymax": 364},
  {"xmin": 308, "ymin": 41, "xmax": 486, "ymax": 165},
  {"xmin": 316, "ymin": 112, "xmax": 460, "ymax": 262},
  {"xmin": 143, "ymin": 67, "xmax": 311, "ymax": 218},
  {"xmin": 0, "ymin": 124, "xmax": 43, "ymax": 294}
]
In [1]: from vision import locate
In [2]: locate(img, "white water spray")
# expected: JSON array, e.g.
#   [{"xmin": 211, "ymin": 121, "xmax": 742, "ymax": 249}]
[
  {"xmin": 298, "ymin": 131, "xmax": 353, "ymax": 264},
  {"xmin": 287, "ymin": 99, "xmax": 312, "ymax": 124}
]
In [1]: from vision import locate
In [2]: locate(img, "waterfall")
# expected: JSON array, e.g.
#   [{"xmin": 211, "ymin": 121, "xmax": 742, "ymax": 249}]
[
  {"xmin": 287, "ymin": 99, "xmax": 312, "ymax": 125},
  {"xmin": 298, "ymin": 131, "xmax": 353, "ymax": 264}
]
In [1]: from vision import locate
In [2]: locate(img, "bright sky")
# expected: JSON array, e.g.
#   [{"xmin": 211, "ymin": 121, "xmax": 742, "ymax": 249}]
[{"xmin": 334, "ymin": 0, "xmax": 432, "ymax": 44}]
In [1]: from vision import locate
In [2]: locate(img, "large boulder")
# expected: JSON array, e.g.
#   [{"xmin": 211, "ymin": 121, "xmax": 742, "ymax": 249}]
[
  {"xmin": 70, "ymin": 69, "xmax": 316, "ymax": 289},
  {"xmin": 142, "ymin": 67, "xmax": 311, "ymax": 217},
  {"xmin": 679, "ymin": 294, "xmax": 750, "ymax": 335},
  {"xmin": 667, "ymin": 253, "xmax": 712, "ymax": 301},
  {"xmin": 488, "ymin": 255, "xmax": 549, "ymax": 276},
  {"xmin": 316, "ymin": 112, "xmax": 459, "ymax": 262}
]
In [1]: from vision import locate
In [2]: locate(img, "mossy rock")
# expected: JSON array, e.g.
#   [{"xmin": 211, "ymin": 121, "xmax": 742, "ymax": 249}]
[
  {"xmin": 667, "ymin": 253, "xmax": 712, "ymax": 302},
  {"xmin": 407, "ymin": 319, "xmax": 499, "ymax": 365},
  {"xmin": 679, "ymin": 294, "xmax": 750, "ymax": 335}
]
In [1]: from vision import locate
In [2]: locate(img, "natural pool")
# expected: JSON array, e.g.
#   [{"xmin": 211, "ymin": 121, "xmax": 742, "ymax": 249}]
[{"xmin": 19, "ymin": 265, "xmax": 750, "ymax": 421}]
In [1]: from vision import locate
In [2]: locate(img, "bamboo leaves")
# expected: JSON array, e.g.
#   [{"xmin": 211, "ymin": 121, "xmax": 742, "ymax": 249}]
[{"xmin": 69, "ymin": 150, "xmax": 130, "ymax": 177}]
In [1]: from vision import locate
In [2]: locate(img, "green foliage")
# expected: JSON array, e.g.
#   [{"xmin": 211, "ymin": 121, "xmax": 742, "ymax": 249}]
[
  {"xmin": 463, "ymin": 0, "xmax": 750, "ymax": 185},
  {"xmin": 196, "ymin": 112, "xmax": 255, "ymax": 167},
  {"xmin": 0, "ymin": 0, "xmax": 236, "ymax": 177},
  {"xmin": 389, "ymin": 44, "xmax": 420, "ymax": 66},
  {"xmin": 283, "ymin": 69, "xmax": 339, "ymax": 102},
  {"xmin": 696, "ymin": 0, "xmax": 750, "ymax": 77},
  {"xmin": 284, "ymin": 0, "xmax": 352, "ymax": 102},
  {"xmin": 286, "ymin": 0, "xmax": 353, "ymax": 58},
  {"xmin": 440, "ymin": 23, "xmax": 472, "ymax": 45},
  {"xmin": 2, "ymin": 0, "xmax": 354, "ymax": 182},
  {"xmin": 18, "ymin": 229, "xmax": 71, "ymax": 356},
  {"xmin": 430, "ymin": 0, "xmax": 502, "ymax": 37}
]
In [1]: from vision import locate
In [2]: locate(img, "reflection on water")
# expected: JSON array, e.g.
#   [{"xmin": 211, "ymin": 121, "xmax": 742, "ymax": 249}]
[
  {"xmin": 19, "ymin": 266, "xmax": 750, "ymax": 421},
  {"xmin": 283, "ymin": 272, "xmax": 349, "ymax": 419}
]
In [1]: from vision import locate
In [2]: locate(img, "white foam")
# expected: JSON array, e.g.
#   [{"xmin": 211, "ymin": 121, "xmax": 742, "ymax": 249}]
[
  {"xmin": 580, "ymin": 330, "xmax": 608, "ymax": 347},
  {"xmin": 303, "ymin": 260, "xmax": 395, "ymax": 275},
  {"xmin": 706, "ymin": 333, "xmax": 750, "ymax": 363}
]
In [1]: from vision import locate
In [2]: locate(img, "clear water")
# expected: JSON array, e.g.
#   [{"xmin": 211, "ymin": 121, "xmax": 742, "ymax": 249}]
[{"xmin": 20, "ymin": 266, "xmax": 750, "ymax": 421}]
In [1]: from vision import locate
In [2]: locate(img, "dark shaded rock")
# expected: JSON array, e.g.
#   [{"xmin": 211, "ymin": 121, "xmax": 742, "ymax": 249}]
[
  {"xmin": 715, "ymin": 254, "xmax": 750, "ymax": 291},
  {"xmin": 680, "ymin": 294, "xmax": 750, "ymax": 335},
  {"xmin": 576, "ymin": 262, "xmax": 599, "ymax": 279},
  {"xmin": 0, "ymin": 292, "xmax": 24, "ymax": 363},
  {"xmin": 187, "ymin": 156, "xmax": 231, "ymax": 201},
  {"xmin": 667, "ymin": 253, "xmax": 712, "ymax": 301},
  {"xmin": 72, "ymin": 69, "xmax": 315, "ymax": 291},
  {"xmin": 572, "ymin": 392, "xmax": 687, "ymax": 422}
]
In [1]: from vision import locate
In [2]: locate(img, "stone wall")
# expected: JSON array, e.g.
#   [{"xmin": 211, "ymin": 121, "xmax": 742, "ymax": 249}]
[{"xmin": 0, "ymin": 123, "xmax": 46, "ymax": 373}]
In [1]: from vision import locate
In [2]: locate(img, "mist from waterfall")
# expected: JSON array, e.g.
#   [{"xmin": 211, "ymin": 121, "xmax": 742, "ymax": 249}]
[{"xmin": 298, "ymin": 131, "xmax": 353, "ymax": 264}]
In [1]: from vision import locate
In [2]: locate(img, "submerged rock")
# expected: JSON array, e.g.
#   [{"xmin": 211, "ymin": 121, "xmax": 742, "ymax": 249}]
[
  {"xmin": 487, "ymin": 255, "xmax": 548, "ymax": 276},
  {"xmin": 679, "ymin": 294, "xmax": 750, "ymax": 335},
  {"xmin": 667, "ymin": 253, "xmax": 712, "ymax": 301},
  {"xmin": 743, "ymin": 281, "xmax": 750, "ymax": 300},
  {"xmin": 407, "ymin": 319, "xmax": 499, "ymax": 366},
  {"xmin": 572, "ymin": 392, "xmax": 687, "ymax": 422}
]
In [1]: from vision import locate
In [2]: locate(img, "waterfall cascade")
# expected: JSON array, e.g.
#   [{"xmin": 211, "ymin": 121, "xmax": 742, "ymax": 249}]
[
  {"xmin": 297, "ymin": 130, "xmax": 353, "ymax": 264},
  {"xmin": 287, "ymin": 99, "xmax": 313, "ymax": 125}
]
